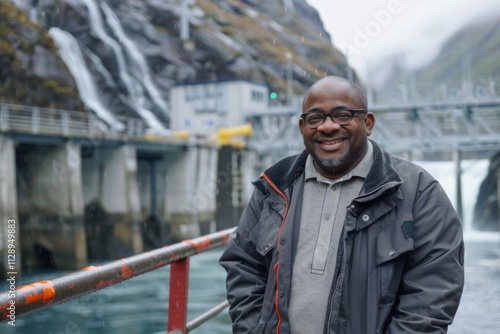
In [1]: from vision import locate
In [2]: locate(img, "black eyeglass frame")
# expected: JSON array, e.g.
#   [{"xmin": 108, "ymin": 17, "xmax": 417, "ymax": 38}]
[{"xmin": 300, "ymin": 109, "xmax": 367, "ymax": 128}]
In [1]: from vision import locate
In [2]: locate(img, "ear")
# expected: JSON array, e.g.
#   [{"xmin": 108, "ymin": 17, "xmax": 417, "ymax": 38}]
[
  {"xmin": 364, "ymin": 112, "xmax": 375, "ymax": 136},
  {"xmin": 299, "ymin": 117, "xmax": 305, "ymax": 135}
]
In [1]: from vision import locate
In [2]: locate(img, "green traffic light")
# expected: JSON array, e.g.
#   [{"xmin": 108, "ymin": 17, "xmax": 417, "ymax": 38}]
[{"xmin": 270, "ymin": 92, "xmax": 278, "ymax": 99}]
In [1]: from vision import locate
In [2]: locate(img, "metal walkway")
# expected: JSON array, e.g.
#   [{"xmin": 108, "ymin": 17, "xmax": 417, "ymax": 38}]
[
  {"xmin": 369, "ymin": 98, "xmax": 500, "ymax": 155},
  {"xmin": 247, "ymin": 98, "xmax": 500, "ymax": 160}
]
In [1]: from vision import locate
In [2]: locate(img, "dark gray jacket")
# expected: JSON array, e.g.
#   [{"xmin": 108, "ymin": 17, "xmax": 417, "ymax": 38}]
[{"xmin": 220, "ymin": 141, "xmax": 464, "ymax": 334}]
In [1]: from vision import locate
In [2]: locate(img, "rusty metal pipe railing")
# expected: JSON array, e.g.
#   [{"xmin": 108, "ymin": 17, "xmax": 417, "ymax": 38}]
[
  {"xmin": 186, "ymin": 299, "xmax": 230, "ymax": 332},
  {"xmin": 0, "ymin": 228, "xmax": 235, "ymax": 327}
]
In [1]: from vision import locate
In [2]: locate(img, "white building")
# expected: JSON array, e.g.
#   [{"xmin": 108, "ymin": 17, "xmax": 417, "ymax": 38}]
[{"xmin": 169, "ymin": 79, "xmax": 269, "ymax": 136}]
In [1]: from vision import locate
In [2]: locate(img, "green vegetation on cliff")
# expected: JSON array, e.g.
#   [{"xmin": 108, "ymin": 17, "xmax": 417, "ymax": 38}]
[
  {"xmin": 415, "ymin": 16, "xmax": 500, "ymax": 88},
  {"xmin": 0, "ymin": 2, "xmax": 82, "ymax": 109}
]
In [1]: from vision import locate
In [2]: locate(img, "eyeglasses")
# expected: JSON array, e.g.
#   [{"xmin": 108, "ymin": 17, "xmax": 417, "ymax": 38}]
[{"xmin": 300, "ymin": 109, "xmax": 367, "ymax": 128}]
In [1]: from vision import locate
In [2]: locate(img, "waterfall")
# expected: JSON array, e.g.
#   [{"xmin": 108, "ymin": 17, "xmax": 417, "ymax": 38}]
[
  {"xmin": 48, "ymin": 27, "xmax": 125, "ymax": 131},
  {"xmin": 283, "ymin": 0, "xmax": 295, "ymax": 11},
  {"xmin": 82, "ymin": 0, "xmax": 169, "ymax": 133},
  {"xmin": 101, "ymin": 2, "xmax": 171, "ymax": 115},
  {"xmin": 85, "ymin": 50, "xmax": 117, "ymax": 89}
]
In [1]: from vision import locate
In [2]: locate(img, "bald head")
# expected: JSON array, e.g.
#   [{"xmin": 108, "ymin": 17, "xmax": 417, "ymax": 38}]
[
  {"xmin": 299, "ymin": 75, "xmax": 375, "ymax": 179},
  {"xmin": 302, "ymin": 76, "xmax": 367, "ymax": 112}
]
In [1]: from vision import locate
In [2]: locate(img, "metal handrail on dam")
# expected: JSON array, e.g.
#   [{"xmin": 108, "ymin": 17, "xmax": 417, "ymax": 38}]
[
  {"xmin": 0, "ymin": 103, "xmax": 190, "ymax": 142},
  {"xmin": 0, "ymin": 228, "xmax": 235, "ymax": 333}
]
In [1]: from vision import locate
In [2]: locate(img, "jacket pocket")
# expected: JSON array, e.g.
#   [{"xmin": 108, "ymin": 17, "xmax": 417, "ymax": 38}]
[
  {"xmin": 375, "ymin": 218, "xmax": 414, "ymax": 267},
  {"xmin": 376, "ymin": 218, "xmax": 414, "ymax": 307},
  {"xmin": 255, "ymin": 204, "xmax": 281, "ymax": 257}
]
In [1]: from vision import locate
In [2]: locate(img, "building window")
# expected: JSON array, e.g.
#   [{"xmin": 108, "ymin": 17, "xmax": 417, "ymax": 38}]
[
  {"xmin": 251, "ymin": 90, "xmax": 264, "ymax": 102},
  {"xmin": 185, "ymin": 84, "xmax": 223, "ymax": 101}
]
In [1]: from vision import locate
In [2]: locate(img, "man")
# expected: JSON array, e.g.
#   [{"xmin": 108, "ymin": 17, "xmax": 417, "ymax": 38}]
[{"xmin": 220, "ymin": 76, "xmax": 464, "ymax": 333}]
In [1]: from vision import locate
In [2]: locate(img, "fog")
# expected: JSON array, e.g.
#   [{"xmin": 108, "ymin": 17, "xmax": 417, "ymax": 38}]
[{"xmin": 308, "ymin": 0, "xmax": 500, "ymax": 84}]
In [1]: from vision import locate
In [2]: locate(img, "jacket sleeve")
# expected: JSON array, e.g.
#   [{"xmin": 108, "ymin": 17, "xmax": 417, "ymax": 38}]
[
  {"xmin": 386, "ymin": 181, "xmax": 465, "ymax": 334},
  {"xmin": 219, "ymin": 190, "xmax": 269, "ymax": 334}
]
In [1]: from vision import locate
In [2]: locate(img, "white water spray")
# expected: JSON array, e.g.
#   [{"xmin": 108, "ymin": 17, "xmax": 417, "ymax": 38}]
[
  {"xmin": 82, "ymin": 0, "xmax": 168, "ymax": 133},
  {"xmin": 49, "ymin": 27, "xmax": 125, "ymax": 131}
]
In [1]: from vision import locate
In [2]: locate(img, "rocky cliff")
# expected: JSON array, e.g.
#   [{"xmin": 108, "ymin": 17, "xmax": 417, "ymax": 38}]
[
  {"xmin": 474, "ymin": 152, "xmax": 500, "ymax": 231},
  {"xmin": 0, "ymin": 1, "xmax": 82, "ymax": 110},
  {"xmin": 2, "ymin": 0, "xmax": 350, "ymax": 128}
]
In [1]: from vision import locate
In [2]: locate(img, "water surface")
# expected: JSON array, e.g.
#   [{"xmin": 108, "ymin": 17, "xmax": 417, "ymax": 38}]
[{"xmin": 1, "ymin": 233, "xmax": 499, "ymax": 333}]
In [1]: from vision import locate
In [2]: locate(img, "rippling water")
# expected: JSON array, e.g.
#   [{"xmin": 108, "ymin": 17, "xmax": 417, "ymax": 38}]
[
  {"xmin": 450, "ymin": 232, "xmax": 500, "ymax": 334},
  {"xmin": 1, "ymin": 232, "xmax": 500, "ymax": 333},
  {"xmin": 1, "ymin": 249, "xmax": 231, "ymax": 334},
  {"xmin": 2, "ymin": 160, "xmax": 499, "ymax": 333}
]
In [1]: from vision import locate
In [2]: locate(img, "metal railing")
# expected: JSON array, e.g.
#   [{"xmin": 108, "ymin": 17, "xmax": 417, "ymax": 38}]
[
  {"xmin": 376, "ymin": 76, "xmax": 500, "ymax": 104},
  {"xmin": 0, "ymin": 228, "xmax": 235, "ymax": 333},
  {"xmin": 247, "ymin": 97, "xmax": 500, "ymax": 156},
  {"xmin": 0, "ymin": 103, "xmax": 142, "ymax": 138},
  {"xmin": 0, "ymin": 103, "xmax": 190, "ymax": 143}
]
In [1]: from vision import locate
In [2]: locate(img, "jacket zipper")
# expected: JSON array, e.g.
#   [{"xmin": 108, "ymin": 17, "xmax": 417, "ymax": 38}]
[
  {"xmin": 261, "ymin": 173, "xmax": 290, "ymax": 334},
  {"xmin": 324, "ymin": 227, "xmax": 349, "ymax": 334},
  {"xmin": 325, "ymin": 273, "xmax": 342, "ymax": 334}
]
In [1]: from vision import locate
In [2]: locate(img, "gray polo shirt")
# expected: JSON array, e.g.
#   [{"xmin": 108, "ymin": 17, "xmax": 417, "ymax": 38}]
[{"xmin": 289, "ymin": 141, "xmax": 373, "ymax": 333}]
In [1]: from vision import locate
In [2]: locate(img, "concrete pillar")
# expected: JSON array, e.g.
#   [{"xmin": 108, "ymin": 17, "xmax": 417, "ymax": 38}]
[
  {"xmin": 0, "ymin": 136, "xmax": 20, "ymax": 278},
  {"xmin": 16, "ymin": 142, "xmax": 87, "ymax": 271},
  {"xmin": 164, "ymin": 145, "xmax": 218, "ymax": 241},
  {"xmin": 216, "ymin": 145, "xmax": 234, "ymax": 231},
  {"xmin": 82, "ymin": 145, "xmax": 142, "ymax": 259},
  {"xmin": 137, "ymin": 157, "xmax": 170, "ymax": 249},
  {"xmin": 241, "ymin": 149, "xmax": 258, "ymax": 207},
  {"xmin": 215, "ymin": 146, "xmax": 251, "ymax": 230}
]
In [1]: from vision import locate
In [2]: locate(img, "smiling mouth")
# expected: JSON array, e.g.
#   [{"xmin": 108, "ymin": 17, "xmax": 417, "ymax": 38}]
[{"xmin": 318, "ymin": 138, "xmax": 344, "ymax": 145}]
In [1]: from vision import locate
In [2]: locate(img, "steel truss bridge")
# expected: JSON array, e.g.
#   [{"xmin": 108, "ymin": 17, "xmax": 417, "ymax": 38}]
[{"xmin": 247, "ymin": 98, "xmax": 500, "ymax": 161}]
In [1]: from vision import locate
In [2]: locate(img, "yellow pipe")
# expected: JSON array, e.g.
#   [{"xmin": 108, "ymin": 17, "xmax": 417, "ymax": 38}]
[
  {"xmin": 217, "ymin": 124, "xmax": 253, "ymax": 146},
  {"xmin": 172, "ymin": 130, "xmax": 190, "ymax": 140},
  {"xmin": 144, "ymin": 130, "xmax": 190, "ymax": 141}
]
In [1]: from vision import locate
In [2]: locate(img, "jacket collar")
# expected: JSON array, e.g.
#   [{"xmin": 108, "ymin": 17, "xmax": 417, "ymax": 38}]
[
  {"xmin": 358, "ymin": 140, "xmax": 403, "ymax": 199},
  {"xmin": 257, "ymin": 140, "xmax": 403, "ymax": 197},
  {"xmin": 259, "ymin": 150, "xmax": 308, "ymax": 192}
]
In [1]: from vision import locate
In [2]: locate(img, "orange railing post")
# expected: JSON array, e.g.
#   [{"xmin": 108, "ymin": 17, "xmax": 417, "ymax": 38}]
[{"xmin": 168, "ymin": 258, "xmax": 190, "ymax": 334}]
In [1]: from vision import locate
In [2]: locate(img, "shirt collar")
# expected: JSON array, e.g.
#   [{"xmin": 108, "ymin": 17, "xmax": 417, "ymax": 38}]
[{"xmin": 304, "ymin": 140, "xmax": 373, "ymax": 183}]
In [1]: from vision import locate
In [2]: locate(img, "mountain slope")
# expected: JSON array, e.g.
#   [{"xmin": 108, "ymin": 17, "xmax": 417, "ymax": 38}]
[
  {"xmin": 415, "ymin": 15, "xmax": 500, "ymax": 88},
  {"xmin": 378, "ymin": 14, "xmax": 500, "ymax": 102},
  {"xmin": 2, "ymin": 0, "xmax": 352, "ymax": 128}
]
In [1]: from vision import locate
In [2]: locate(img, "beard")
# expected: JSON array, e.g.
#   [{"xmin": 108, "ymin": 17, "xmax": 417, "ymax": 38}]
[{"xmin": 314, "ymin": 151, "xmax": 350, "ymax": 170}]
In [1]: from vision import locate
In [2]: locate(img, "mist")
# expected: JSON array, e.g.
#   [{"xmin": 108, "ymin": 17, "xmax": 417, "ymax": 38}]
[{"xmin": 308, "ymin": 0, "xmax": 500, "ymax": 85}]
